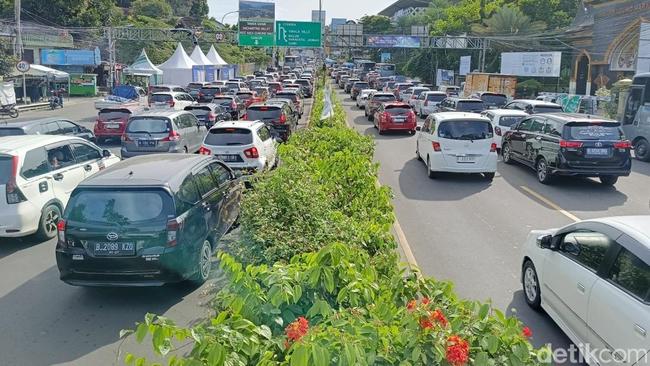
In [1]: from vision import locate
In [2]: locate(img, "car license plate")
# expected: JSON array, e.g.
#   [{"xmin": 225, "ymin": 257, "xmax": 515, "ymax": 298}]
[
  {"xmin": 393, "ymin": 117, "xmax": 405, "ymax": 123},
  {"xmin": 138, "ymin": 139, "xmax": 157, "ymax": 147},
  {"xmin": 587, "ymin": 148, "xmax": 609, "ymax": 156},
  {"xmin": 457, "ymin": 156, "xmax": 475, "ymax": 163},
  {"xmin": 105, "ymin": 123, "xmax": 120, "ymax": 129},
  {"xmin": 217, "ymin": 154, "xmax": 240, "ymax": 162},
  {"xmin": 93, "ymin": 242, "xmax": 135, "ymax": 256}
]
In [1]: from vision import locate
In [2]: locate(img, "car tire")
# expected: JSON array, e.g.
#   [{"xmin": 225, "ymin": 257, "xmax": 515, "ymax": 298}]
[
  {"xmin": 35, "ymin": 204, "xmax": 61, "ymax": 241},
  {"xmin": 416, "ymin": 143, "xmax": 422, "ymax": 161},
  {"xmin": 502, "ymin": 143, "xmax": 513, "ymax": 165},
  {"xmin": 96, "ymin": 137, "xmax": 105, "ymax": 145},
  {"xmin": 427, "ymin": 156, "xmax": 438, "ymax": 179},
  {"xmin": 600, "ymin": 175, "xmax": 619, "ymax": 186},
  {"xmin": 536, "ymin": 158, "xmax": 553, "ymax": 184},
  {"xmin": 191, "ymin": 239, "xmax": 212, "ymax": 285},
  {"xmin": 484, "ymin": 172, "xmax": 495, "ymax": 181},
  {"xmin": 523, "ymin": 260, "xmax": 542, "ymax": 310},
  {"xmin": 634, "ymin": 139, "xmax": 650, "ymax": 162}
]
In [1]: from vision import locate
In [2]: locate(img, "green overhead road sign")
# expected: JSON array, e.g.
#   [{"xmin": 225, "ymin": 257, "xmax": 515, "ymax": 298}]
[
  {"xmin": 276, "ymin": 21, "xmax": 322, "ymax": 48},
  {"xmin": 239, "ymin": 32, "xmax": 275, "ymax": 47},
  {"xmin": 238, "ymin": 0, "xmax": 275, "ymax": 47}
]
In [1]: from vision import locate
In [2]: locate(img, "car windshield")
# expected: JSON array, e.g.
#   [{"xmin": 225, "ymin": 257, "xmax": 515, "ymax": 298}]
[
  {"xmin": 498, "ymin": 116, "xmax": 525, "ymax": 127},
  {"xmin": 0, "ymin": 156, "xmax": 12, "ymax": 184},
  {"xmin": 438, "ymin": 120, "xmax": 493, "ymax": 140},
  {"xmin": 205, "ymin": 128, "xmax": 253, "ymax": 146},
  {"xmin": 386, "ymin": 106, "xmax": 411, "ymax": 115},
  {"xmin": 457, "ymin": 101, "xmax": 486, "ymax": 112},
  {"xmin": 127, "ymin": 118, "xmax": 170, "ymax": 133},
  {"xmin": 374, "ymin": 95, "xmax": 396, "ymax": 102},
  {"xmin": 535, "ymin": 105, "xmax": 564, "ymax": 113},
  {"xmin": 186, "ymin": 107, "xmax": 210, "ymax": 117},
  {"xmin": 98, "ymin": 110, "xmax": 130, "ymax": 121},
  {"xmin": 427, "ymin": 94, "xmax": 446, "ymax": 102},
  {"xmin": 481, "ymin": 94, "xmax": 507, "ymax": 106},
  {"xmin": 0, "ymin": 128, "xmax": 25, "ymax": 137},
  {"xmin": 247, "ymin": 106, "xmax": 282, "ymax": 120},
  {"xmin": 150, "ymin": 94, "xmax": 172, "ymax": 103},
  {"xmin": 564, "ymin": 123, "xmax": 622, "ymax": 140},
  {"xmin": 66, "ymin": 190, "xmax": 172, "ymax": 225}
]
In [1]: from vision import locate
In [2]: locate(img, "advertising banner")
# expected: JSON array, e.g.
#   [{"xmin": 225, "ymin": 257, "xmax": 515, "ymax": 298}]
[
  {"xmin": 436, "ymin": 69, "xmax": 455, "ymax": 86},
  {"xmin": 500, "ymin": 52, "xmax": 562, "ymax": 77},
  {"xmin": 239, "ymin": 0, "xmax": 275, "ymax": 47},
  {"xmin": 41, "ymin": 49, "xmax": 100, "ymax": 66},
  {"xmin": 365, "ymin": 36, "xmax": 421, "ymax": 48},
  {"xmin": 459, "ymin": 56, "xmax": 471, "ymax": 76}
]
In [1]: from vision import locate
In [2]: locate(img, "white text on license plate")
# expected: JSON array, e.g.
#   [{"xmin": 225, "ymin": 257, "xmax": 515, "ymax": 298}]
[
  {"xmin": 457, "ymin": 156, "xmax": 475, "ymax": 163},
  {"xmin": 218, "ymin": 155, "xmax": 238, "ymax": 162},
  {"xmin": 587, "ymin": 148, "xmax": 609, "ymax": 156},
  {"xmin": 105, "ymin": 123, "xmax": 120, "ymax": 129}
]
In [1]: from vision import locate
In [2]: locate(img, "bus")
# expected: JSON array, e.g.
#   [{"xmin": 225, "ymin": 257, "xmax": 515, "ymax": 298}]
[
  {"xmin": 355, "ymin": 60, "xmax": 376, "ymax": 72},
  {"xmin": 622, "ymin": 72, "xmax": 650, "ymax": 161},
  {"xmin": 284, "ymin": 55, "xmax": 299, "ymax": 68},
  {"xmin": 376, "ymin": 63, "xmax": 396, "ymax": 77}
]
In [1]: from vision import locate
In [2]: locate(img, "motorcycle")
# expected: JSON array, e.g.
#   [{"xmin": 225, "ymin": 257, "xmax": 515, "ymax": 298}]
[
  {"xmin": 49, "ymin": 94, "xmax": 63, "ymax": 110},
  {"xmin": 0, "ymin": 103, "xmax": 19, "ymax": 118}
]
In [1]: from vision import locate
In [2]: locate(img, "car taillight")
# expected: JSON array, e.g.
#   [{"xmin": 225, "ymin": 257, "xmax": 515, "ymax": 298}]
[
  {"xmin": 57, "ymin": 219, "xmax": 66, "ymax": 244},
  {"xmin": 198, "ymin": 146, "xmax": 212, "ymax": 155},
  {"xmin": 121, "ymin": 133, "xmax": 131, "ymax": 142},
  {"xmin": 490, "ymin": 143, "xmax": 497, "ymax": 152},
  {"xmin": 6, "ymin": 155, "xmax": 26, "ymax": 204},
  {"xmin": 244, "ymin": 147, "xmax": 259, "ymax": 158},
  {"xmin": 242, "ymin": 113, "xmax": 248, "ymax": 120},
  {"xmin": 162, "ymin": 130, "xmax": 181, "ymax": 142},
  {"xmin": 166, "ymin": 218, "xmax": 182, "ymax": 247},
  {"xmin": 384, "ymin": 112, "xmax": 392, "ymax": 121},
  {"xmin": 279, "ymin": 114, "xmax": 287, "ymax": 124},
  {"xmin": 560, "ymin": 140, "xmax": 583, "ymax": 149},
  {"xmin": 614, "ymin": 140, "xmax": 632, "ymax": 149},
  {"xmin": 168, "ymin": 100, "xmax": 175, "ymax": 108},
  {"xmin": 207, "ymin": 112, "xmax": 216, "ymax": 121},
  {"xmin": 408, "ymin": 111, "xmax": 416, "ymax": 122},
  {"xmin": 495, "ymin": 126, "xmax": 502, "ymax": 136},
  {"xmin": 432, "ymin": 141, "xmax": 441, "ymax": 152}
]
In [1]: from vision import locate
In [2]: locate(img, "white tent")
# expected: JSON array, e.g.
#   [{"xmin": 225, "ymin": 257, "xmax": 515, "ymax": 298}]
[
  {"xmin": 9, "ymin": 64, "xmax": 69, "ymax": 81},
  {"xmin": 207, "ymin": 45, "xmax": 228, "ymax": 66},
  {"xmin": 124, "ymin": 49, "xmax": 163, "ymax": 84},
  {"xmin": 157, "ymin": 43, "xmax": 196, "ymax": 85},
  {"xmin": 190, "ymin": 46, "xmax": 212, "ymax": 66}
]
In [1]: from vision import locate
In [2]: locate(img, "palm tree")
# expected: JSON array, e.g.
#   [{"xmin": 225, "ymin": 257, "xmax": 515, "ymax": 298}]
[{"xmin": 471, "ymin": 5, "xmax": 547, "ymax": 36}]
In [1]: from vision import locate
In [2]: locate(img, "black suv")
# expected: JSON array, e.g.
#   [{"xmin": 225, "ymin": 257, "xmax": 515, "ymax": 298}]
[
  {"xmin": 244, "ymin": 102, "xmax": 298, "ymax": 141},
  {"xmin": 351, "ymin": 81, "xmax": 370, "ymax": 100},
  {"xmin": 436, "ymin": 98, "xmax": 486, "ymax": 113},
  {"xmin": 502, "ymin": 113, "xmax": 632, "ymax": 186},
  {"xmin": 56, "ymin": 154, "xmax": 243, "ymax": 286}
]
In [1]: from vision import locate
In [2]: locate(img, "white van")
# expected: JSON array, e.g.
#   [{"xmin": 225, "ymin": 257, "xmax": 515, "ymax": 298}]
[
  {"xmin": 415, "ymin": 112, "xmax": 498, "ymax": 180},
  {"xmin": 0, "ymin": 135, "xmax": 120, "ymax": 239}
]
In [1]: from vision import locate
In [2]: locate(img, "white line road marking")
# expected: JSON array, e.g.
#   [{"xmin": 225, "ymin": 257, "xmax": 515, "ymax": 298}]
[{"xmin": 520, "ymin": 186, "xmax": 581, "ymax": 223}]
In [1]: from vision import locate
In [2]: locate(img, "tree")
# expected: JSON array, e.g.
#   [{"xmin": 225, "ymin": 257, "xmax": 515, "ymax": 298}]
[
  {"xmin": 165, "ymin": 0, "xmax": 191, "ymax": 17},
  {"xmin": 131, "ymin": 0, "xmax": 173, "ymax": 19},
  {"xmin": 189, "ymin": 0, "xmax": 209, "ymax": 18},
  {"xmin": 22, "ymin": 0, "xmax": 118, "ymax": 27},
  {"xmin": 359, "ymin": 15, "xmax": 394, "ymax": 34},
  {"xmin": 471, "ymin": 4, "xmax": 546, "ymax": 36},
  {"xmin": 515, "ymin": 0, "xmax": 579, "ymax": 29},
  {"xmin": 0, "ymin": 47, "xmax": 17, "ymax": 78}
]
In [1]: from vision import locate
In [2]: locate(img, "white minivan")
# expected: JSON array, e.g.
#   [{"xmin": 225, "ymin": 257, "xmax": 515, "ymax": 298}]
[
  {"xmin": 415, "ymin": 112, "xmax": 498, "ymax": 180},
  {"xmin": 480, "ymin": 109, "xmax": 529, "ymax": 152},
  {"xmin": 0, "ymin": 135, "xmax": 120, "ymax": 239}
]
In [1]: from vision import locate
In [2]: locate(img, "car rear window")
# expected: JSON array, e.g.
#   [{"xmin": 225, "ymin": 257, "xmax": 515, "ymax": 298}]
[
  {"xmin": 98, "ymin": 110, "xmax": 131, "ymax": 121},
  {"xmin": 186, "ymin": 107, "xmax": 211, "ymax": 117},
  {"xmin": 66, "ymin": 189, "xmax": 173, "ymax": 225},
  {"xmin": 413, "ymin": 89, "xmax": 429, "ymax": 96},
  {"xmin": 200, "ymin": 87, "xmax": 221, "ymax": 94},
  {"xmin": 354, "ymin": 82, "xmax": 369, "ymax": 88},
  {"xmin": 535, "ymin": 105, "xmax": 563, "ymax": 113},
  {"xmin": 276, "ymin": 93, "xmax": 297, "ymax": 101},
  {"xmin": 427, "ymin": 94, "xmax": 446, "ymax": 102},
  {"xmin": 213, "ymin": 97, "xmax": 234, "ymax": 105},
  {"xmin": 498, "ymin": 116, "xmax": 525, "ymax": 127},
  {"xmin": 295, "ymin": 80, "xmax": 309, "ymax": 85},
  {"xmin": 150, "ymin": 86, "xmax": 170, "ymax": 93},
  {"xmin": 457, "ymin": 101, "xmax": 486, "ymax": 112},
  {"xmin": 247, "ymin": 106, "xmax": 282, "ymax": 120},
  {"xmin": 564, "ymin": 123, "xmax": 622, "ymax": 140},
  {"xmin": 0, "ymin": 128, "xmax": 25, "ymax": 137},
  {"xmin": 237, "ymin": 93, "xmax": 254, "ymax": 100},
  {"xmin": 127, "ymin": 118, "xmax": 171, "ymax": 133},
  {"xmin": 481, "ymin": 94, "xmax": 507, "ymax": 105},
  {"xmin": 225, "ymin": 83, "xmax": 240, "ymax": 90},
  {"xmin": 397, "ymin": 84, "xmax": 412, "ymax": 91},
  {"xmin": 385, "ymin": 106, "xmax": 411, "ymax": 115},
  {"xmin": 438, "ymin": 120, "xmax": 493, "ymax": 140},
  {"xmin": 374, "ymin": 95, "xmax": 396, "ymax": 102},
  {"xmin": 205, "ymin": 128, "xmax": 253, "ymax": 146},
  {"xmin": 0, "ymin": 156, "xmax": 12, "ymax": 184},
  {"xmin": 150, "ymin": 94, "xmax": 172, "ymax": 103}
]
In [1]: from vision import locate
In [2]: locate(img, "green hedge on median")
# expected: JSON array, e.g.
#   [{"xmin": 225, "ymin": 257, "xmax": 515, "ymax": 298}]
[{"xmin": 124, "ymin": 76, "xmax": 551, "ymax": 366}]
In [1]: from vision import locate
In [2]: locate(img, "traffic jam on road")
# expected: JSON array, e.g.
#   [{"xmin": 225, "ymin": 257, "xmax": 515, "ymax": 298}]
[
  {"xmin": 0, "ymin": 65, "xmax": 316, "ymax": 288},
  {"xmin": 332, "ymin": 60, "xmax": 650, "ymax": 362}
]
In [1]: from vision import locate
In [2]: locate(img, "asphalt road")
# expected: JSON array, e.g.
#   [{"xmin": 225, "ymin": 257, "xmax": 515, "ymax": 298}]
[
  {"xmin": 335, "ymin": 87, "xmax": 650, "ymax": 365},
  {"xmin": 0, "ymin": 97, "xmax": 312, "ymax": 366}
]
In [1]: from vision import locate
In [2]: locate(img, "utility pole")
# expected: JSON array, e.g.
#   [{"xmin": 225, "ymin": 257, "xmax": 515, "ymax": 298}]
[
  {"xmin": 480, "ymin": 38, "xmax": 486, "ymax": 72},
  {"xmin": 107, "ymin": 27, "xmax": 115, "ymax": 89},
  {"xmin": 14, "ymin": 0, "xmax": 22, "ymax": 59}
]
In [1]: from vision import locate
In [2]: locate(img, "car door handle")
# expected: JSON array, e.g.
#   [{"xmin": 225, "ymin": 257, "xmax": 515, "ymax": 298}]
[
  {"xmin": 84, "ymin": 164, "xmax": 92, "ymax": 172},
  {"xmin": 577, "ymin": 282, "xmax": 585, "ymax": 293},
  {"xmin": 635, "ymin": 324, "xmax": 647, "ymax": 337},
  {"xmin": 53, "ymin": 173, "xmax": 64, "ymax": 181}
]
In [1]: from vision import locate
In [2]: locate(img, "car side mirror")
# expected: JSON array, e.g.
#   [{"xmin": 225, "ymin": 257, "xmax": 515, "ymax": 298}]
[
  {"xmin": 416, "ymin": 126, "xmax": 421, "ymax": 131},
  {"xmin": 102, "ymin": 149, "xmax": 112, "ymax": 158},
  {"xmin": 537, "ymin": 234, "xmax": 554, "ymax": 250}
]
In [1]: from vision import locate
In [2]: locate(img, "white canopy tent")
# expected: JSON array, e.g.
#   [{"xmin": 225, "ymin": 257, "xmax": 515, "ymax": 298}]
[
  {"xmin": 157, "ymin": 43, "xmax": 196, "ymax": 86},
  {"xmin": 123, "ymin": 49, "xmax": 163, "ymax": 84},
  {"xmin": 7, "ymin": 64, "xmax": 70, "ymax": 104},
  {"xmin": 206, "ymin": 45, "xmax": 228, "ymax": 66},
  {"xmin": 190, "ymin": 46, "xmax": 212, "ymax": 66},
  {"xmin": 9, "ymin": 64, "xmax": 70, "ymax": 81}
]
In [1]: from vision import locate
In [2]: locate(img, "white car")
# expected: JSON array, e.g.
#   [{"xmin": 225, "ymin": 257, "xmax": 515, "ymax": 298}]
[
  {"xmin": 480, "ymin": 109, "xmax": 529, "ymax": 151},
  {"xmin": 415, "ymin": 112, "xmax": 498, "ymax": 180},
  {"xmin": 199, "ymin": 121, "xmax": 278, "ymax": 172},
  {"xmin": 0, "ymin": 135, "xmax": 120, "ymax": 239},
  {"xmin": 415, "ymin": 91, "xmax": 447, "ymax": 118},
  {"xmin": 404, "ymin": 87, "xmax": 431, "ymax": 108},
  {"xmin": 355, "ymin": 89, "xmax": 376, "ymax": 109},
  {"xmin": 522, "ymin": 216, "xmax": 650, "ymax": 366},
  {"xmin": 149, "ymin": 92, "xmax": 196, "ymax": 111}
]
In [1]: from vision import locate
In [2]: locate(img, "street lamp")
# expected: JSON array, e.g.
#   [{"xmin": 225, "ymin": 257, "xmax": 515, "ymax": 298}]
[{"xmin": 221, "ymin": 10, "xmax": 239, "ymax": 26}]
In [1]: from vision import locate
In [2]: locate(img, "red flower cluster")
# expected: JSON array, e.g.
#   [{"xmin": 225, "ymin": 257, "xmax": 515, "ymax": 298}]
[
  {"xmin": 446, "ymin": 335, "xmax": 470, "ymax": 366},
  {"xmin": 407, "ymin": 299, "xmax": 417, "ymax": 311},
  {"xmin": 522, "ymin": 326, "xmax": 533, "ymax": 338},
  {"xmin": 285, "ymin": 317, "xmax": 309, "ymax": 346},
  {"xmin": 419, "ymin": 308, "xmax": 448, "ymax": 329}
]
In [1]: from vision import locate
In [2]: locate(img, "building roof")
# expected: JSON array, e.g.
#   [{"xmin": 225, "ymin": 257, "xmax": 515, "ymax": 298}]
[{"xmin": 379, "ymin": 0, "xmax": 427, "ymax": 17}]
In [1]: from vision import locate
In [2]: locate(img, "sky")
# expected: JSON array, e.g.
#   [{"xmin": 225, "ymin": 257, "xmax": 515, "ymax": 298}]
[{"xmin": 208, "ymin": 0, "xmax": 397, "ymax": 25}]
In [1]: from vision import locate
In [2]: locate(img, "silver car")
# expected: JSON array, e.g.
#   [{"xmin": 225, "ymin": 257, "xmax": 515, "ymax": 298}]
[{"xmin": 121, "ymin": 110, "xmax": 208, "ymax": 158}]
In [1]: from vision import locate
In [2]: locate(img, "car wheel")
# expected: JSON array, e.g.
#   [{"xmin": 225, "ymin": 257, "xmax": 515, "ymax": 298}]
[
  {"xmin": 600, "ymin": 175, "xmax": 619, "ymax": 186},
  {"xmin": 523, "ymin": 260, "xmax": 542, "ymax": 310},
  {"xmin": 35, "ymin": 204, "xmax": 61, "ymax": 241},
  {"xmin": 634, "ymin": 139, "xmax": 650, "ymax": 162},
  {"xmin": 427, "ymin": 156, "xmax": 438, "ymax": 179},
  {"xmin": 184, "ymin": 146, "xmax": 189, "ymax": 153},
  {"xmin": 191, "ymin": 239, "xmax": 212, "ymax": 285},
  {"xmin": 536, "ymin": 158, "xmax": 553, "ymax": 184},
  {"xmin": 96, "ymin": 137, "xmax": 105, "ymax": 145},
  {"xmin": 416, "ymin": 143, "xmax": 423, "ymax": 161},
  {"xmin": 502, "ymin": 143, "xmax": 513, "ymax": 164},
  {"xmin": 484, "ymin": 172, "xmax": 495, "ymax": 181}
]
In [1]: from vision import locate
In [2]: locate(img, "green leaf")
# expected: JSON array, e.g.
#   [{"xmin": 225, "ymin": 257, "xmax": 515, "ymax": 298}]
[
  {"xmin": 124, "ymin": 354, "xmax": 135, "ymax": 365},
  {"xmin": 479, "ymin": 303, "xmax": 490, "ymax": 319},
  {"xmin": 486, "ymin": 335, "xmax": 499, "ymax": 354},
  {"xmin": 207, "ymin": 344, "xmax": 226, "ymax": 366},
  {"xmin": 135, "ymin": 357, "xmax": 146, "ymax": 366},
  {"xmin": 135, "ymin": 323, "xmax": 148, "ymax": 343},
  {"xmin": 411, "ymin": 346, "xmax": 422, "ymax": 361},
  {"xmin": 255, "ymin": 325, "xmax": 272, "ymax": 340},
  {"xmin": 291, "ymin": 344, "xmax": 310, "ymax": 366},
  {"xmin": 512, "ymin": 343, "xmax": 529, "ymax": 361},
  {"xmin": 475, "ymin": 352, "xmax": 489, "ymax": 365},
  {"xmin": 323, "ymin": 268, "xmax": 334, "ymax": 293},
  {"xmin": 311, "ymin": 344, "xmax": 328, "ymax": 366}
]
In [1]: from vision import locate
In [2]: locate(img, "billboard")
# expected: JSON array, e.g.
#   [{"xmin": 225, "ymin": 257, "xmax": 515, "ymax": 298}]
[
  {"xmin": 436, "ymin": 69, "xmax": 454, "ymax": 86},
  {"xmin": 500, "ymin": 52, "xmax": 562, "ymax": 77},
  {"xmin": 459, "ymin": 56, "xmax": 471, "ymax": 76},
  {"xmin": 365, "ymin": 36, "xmax": 421, "ymax": 48},
  {"xmin": 276, "ymin": 21, "xmax": 322, "ymax": 48},
  {"xmin": 239, "ymin": 0, "xmax": 275, "ymax": 47},
  {"xmin": 41, "ymin": 48, "xmax": 100, "ymax": 66}
]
